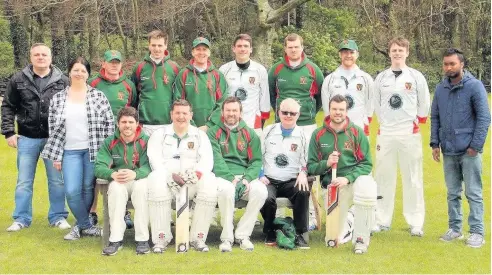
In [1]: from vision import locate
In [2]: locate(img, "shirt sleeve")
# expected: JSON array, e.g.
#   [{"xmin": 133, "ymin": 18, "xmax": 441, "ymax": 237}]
[
  {"xmin": 416, "ymin": 71, "xmax": 431, "ymax": 123},
  {"xmin": 259, "ymin": 65, "xmax": 271, "ymax": 120},
  {"xmin": 321, "ymin": 74, "xmax": 332, "ymax": 118}
]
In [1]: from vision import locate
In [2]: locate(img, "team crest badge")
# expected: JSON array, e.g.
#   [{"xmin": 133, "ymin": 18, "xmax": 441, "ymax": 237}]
[
  {"xmin": 344, "ymin": 140, "xmax": 353, "ymax": 150},
  {"xmin": 405, "ymin": 82, "xmax": 412, "ymax": 90},
  {"xmin": 117, "ymin": 91, "xmax": 124, "ymax": 101},
  {"xmin": 110, "ymin": 50, "xmax": 118, "ymax": 57},
  {"xmin": 291, "ymin": 144, "xmax": 298, "ymax": 152},
  {"xmin": 163, "ymin": 74, "xmax": 169, "ymax": 84},
  {"xmin": 188, "ymin": 142, "xmax": 194, "ymax": 149},
  {"xmin": 237, "ymin": 140, "xmax": 245, "ymax": 152},
  {"xmin": 356, "ymin": 83, "xmax": 363, "ymax": 91},
  {"xmin": 376, "ymin": 144, "xmax": 380, "ymax": 151},
  {"xmin": 300, "ymin": 76, "xmax": 307, "ymax": 85},
  {"xmin": 249, "ymin": 77, "xmax": 255, "ymax": 84}
]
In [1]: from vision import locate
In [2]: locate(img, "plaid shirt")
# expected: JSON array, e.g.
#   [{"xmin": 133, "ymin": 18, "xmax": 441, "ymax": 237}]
[{"xmin": 41, "ymin": 85, "xmax": 115, "ymax": 162}]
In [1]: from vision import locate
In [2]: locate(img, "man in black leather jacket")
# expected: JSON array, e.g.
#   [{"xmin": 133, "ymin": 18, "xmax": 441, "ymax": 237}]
[{"xmin": 1, "ymin": 43, "xmax": 70, "ymax": 232}]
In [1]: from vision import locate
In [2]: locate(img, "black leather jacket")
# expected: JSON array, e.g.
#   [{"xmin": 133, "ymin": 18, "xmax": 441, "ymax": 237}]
[{"xmin": 1, "ymin": 65, "xmax": 68, "ymax": 139}]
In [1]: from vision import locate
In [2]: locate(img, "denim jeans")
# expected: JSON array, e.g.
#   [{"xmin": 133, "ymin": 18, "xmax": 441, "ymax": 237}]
[
  {"xmin": 62, "ymin": 149, "xmax": 95, "ymax": 230},
  {"xmin": 12, "ymin": 136, "xmax": 68, "ymax": 226},
  {"xmin": 443, "ymin": 153, "xmax": 484, "ymax": 235}
]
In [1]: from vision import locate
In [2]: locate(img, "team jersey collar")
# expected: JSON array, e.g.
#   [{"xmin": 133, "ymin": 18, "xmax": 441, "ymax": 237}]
[
  {"xmin": 283, "ymin": 52, "xmax": 307, "ymax": 68},
  {"xmin": 98, "ymin": 68, "xmax": 124, "ymax": 82},
  {"xmin": 323, "ymin": 116, "xmax": 352, "ymax": 132}
]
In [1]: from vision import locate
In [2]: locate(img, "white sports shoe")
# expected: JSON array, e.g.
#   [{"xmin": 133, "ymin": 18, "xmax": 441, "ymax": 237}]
[
  {"xmin": 410, "ymin": 226, "xmax": 424, "ymax": 237},
  {"xmin": 191, "ymin": 240, "xmax": 209, "ymax": 252},
  {"xmin": 219, "ymin": 240, "xmax": 233, "ymax": 252},
  {"xmin": 238, "ymin": 238, "xmax": 254, "ymax": 251},
  {"xmin": 6, "ymin": 222, "xmax": 27, "ymax": 232},
  {"xmin": 53, "ymin": 219, "xmax": 71, "ymax": 230}
]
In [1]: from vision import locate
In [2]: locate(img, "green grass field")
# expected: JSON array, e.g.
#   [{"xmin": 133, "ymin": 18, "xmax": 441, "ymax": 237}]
[{"xmin": 0, "ymin": 108, "xmax": 490, "ymax": 274}]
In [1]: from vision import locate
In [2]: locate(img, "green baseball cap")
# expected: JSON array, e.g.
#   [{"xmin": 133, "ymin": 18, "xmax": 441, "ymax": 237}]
[
  {"xmin": 192, "ymin": 37, "xmax": 211, "ymax": 48},
  {"xmin": 103, "ymin": 50, "xmax": 123, "ymax": 62},
  {"xmin": 338, "ymin": 39, "xmax": 358, "ymax": 51}
]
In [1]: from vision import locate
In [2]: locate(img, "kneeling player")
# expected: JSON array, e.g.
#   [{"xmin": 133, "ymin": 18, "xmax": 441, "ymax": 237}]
[
  {"xmin": 147, "ymin": 100, "xmax": 234, "ymax": 253},
  {"xmin": 307, "ymin": 95, "xmax": 376, "ymax": 254},
  {"xmin": 95, "ymin": 107, "xmax": 151, "ymax": 256}
]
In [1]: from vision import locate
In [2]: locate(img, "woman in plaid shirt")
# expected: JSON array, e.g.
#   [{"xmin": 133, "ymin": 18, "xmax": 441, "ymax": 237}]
[{"xmin": 41, "ymin": 57, "xmax": 114, "ymax": 240}]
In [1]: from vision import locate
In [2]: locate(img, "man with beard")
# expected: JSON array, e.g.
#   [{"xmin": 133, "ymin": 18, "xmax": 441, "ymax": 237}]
[
  {"xmin": 95, "ymin": 107, "xmax": 151, "ymax": 255},
  {"xmin": 307, "ymin": 94, "xmax": 376, "ymax": 254},
  {"xmin": 89, "ymin": 49, "xmax": 137, "ymax": 228},
  {"xmin": 131, "ymin": 30, "xmax": 180, "ymax": 136},
  {"xmin": 218, "ymin": 34, "xmax": 270, "ymax": 137},
  {"xmin": 146, "ymin": 99, "xmax": 234, "ymax": 253},
  {"xmin": 207, "ymin": 97, "xmax": 267, "ymax": 252},
  {"xmin": 373, "ymin": 37, "xmax": 430, "ymax": 237},
  {"xmin": 431, "ymin": 48, "xmax": 490, "ymax": 248},
  {"xmin": 321, "ymin": 40, "xmax": 374, "ymax": 136},
  {"xmin": 260, "ymin": 98, "xmax": 311, "ymax": 249},
  {"xmin": 173, "ymin": 37, "xmax": 227, "ymax": 132}
]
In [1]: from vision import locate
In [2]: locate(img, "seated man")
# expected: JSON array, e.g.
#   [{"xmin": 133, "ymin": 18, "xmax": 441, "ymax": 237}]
[
  {"xmin": 147, "ymin": 99, "xmax": 234, "ymax": 253},
  {"xmin": 260, "ymin": 98, "xmax": 311, "ymax": 249},
  {"xmin": 207, "ymin": 96, "xmax": 267, "ymax": 252},
  {"xmin": 307, "ymin": 94, "xmax": 377, "ymax": 254},
  {"xmin": 95, "ymin": 107, "xmax": 151, "ymax": 256}
]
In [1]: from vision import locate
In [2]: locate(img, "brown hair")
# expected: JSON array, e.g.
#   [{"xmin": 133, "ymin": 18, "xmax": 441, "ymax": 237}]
[
  {"xmin": 328, "ymin": 94, "xmax": 348, "ymax": 109},
  {"xmin": 388, "ymin": 37, "xmax": 410, "ymax": 52},
  {"xmin": 171, "ymin": 99, "xmax": 192, "ymax": 112},
  {"xmin": 222, "ymin": 96, "xmax": 243, "ymax": 112},
  {"xmin": 233, "ymin": 34, "xmax": 252, "ymax": 47},
  {"xmin": 148, "ymin": 30, "xmax": 168, "ymax": 44},
  {"xmin": 284, "ymin": 33, "xmax": 303, "ymax": 46},
  {"xmin": 117, "ymin": 106, "xmax": 138, "ymax": 123}
]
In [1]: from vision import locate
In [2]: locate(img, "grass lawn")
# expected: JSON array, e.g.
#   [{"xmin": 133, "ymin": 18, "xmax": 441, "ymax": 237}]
[{"xmin": 0, "ymin": 104, "xmax": 490, "ymax": 274}]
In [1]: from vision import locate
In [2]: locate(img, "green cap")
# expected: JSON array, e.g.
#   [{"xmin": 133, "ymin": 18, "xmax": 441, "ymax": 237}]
[
  {"xmin": 103, "ymin": 50, "xmax": 123, "ymax": 62},
  {"xmin": 192, "ymin": 37, "xmax": 211, "ymax": 48},
  {"xmin": 338, "ymin": 39, "xmax": 358, "ymax": 51}
]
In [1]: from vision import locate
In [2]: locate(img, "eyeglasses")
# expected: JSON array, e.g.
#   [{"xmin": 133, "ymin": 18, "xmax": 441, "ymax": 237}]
[{"xmin": 280, "ymin": 110, "xmax": 299, "ymax": 117}]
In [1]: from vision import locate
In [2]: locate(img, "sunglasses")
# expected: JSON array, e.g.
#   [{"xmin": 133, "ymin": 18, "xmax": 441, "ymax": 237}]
[{"xmin": 280, "ymin": 110, "xmax": 299, "ymax": 117}]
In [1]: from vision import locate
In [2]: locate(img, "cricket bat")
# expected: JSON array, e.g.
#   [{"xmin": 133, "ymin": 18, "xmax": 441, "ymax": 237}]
[
  {"xmin": 174, "ymin": 173, "xmax": 189, "ymax": 253},
  {"xmin": 325, "ymin": 163, "xmax": 339, "ymax": 247},
  {"xmin": 310, "ymin": 180, "xmax": 322, "ymax": 231}
]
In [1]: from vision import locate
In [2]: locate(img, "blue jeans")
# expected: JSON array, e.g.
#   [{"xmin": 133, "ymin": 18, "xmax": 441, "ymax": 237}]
[
  {"xmin": 62, "ymin": 149, "xmax": 95, "ymax": 230},
  {"xmin": 443, "ymin": 153, "xmax": 484, "ymax": 235},
  {"xmin": 13, "ymin": 136, "xmax": 68, "ymax": 226}
]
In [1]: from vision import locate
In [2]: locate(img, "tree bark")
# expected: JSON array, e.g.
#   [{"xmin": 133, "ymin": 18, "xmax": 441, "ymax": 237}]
[
  {"xmin": 50, "ymin": 6, "xmax": 66, "ymax": 71},
  {"xmin": 112, "ymin": 0, "xmax": 128, "ymax": 56},
  {"xmin": 4, "ymin": 0, "xmax": 29, "ymax": 68}
]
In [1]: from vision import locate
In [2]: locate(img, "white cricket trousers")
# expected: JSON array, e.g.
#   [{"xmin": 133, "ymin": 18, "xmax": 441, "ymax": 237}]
[
  {"xmin": 374, "ymin": 133, "xmax": 425, "ymax": 229},
  {"xmin": 147, "ymin": 170, "xmax": 235, "ymax": 245},
  {"xmin": 322, "ymin": 175, "xmax": 377, "ymax": 246},
  {"xmin": 108, "ymin": 179, "xmax": 149, "ymax": 242},
  {"xmin": 217, "ymin": 177, "xmax": 268, "ymax": 240}
]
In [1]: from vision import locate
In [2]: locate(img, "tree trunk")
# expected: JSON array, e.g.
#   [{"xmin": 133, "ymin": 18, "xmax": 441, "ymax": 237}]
[
  {"xmin": 253, "ymin": 27, "xmax": 277, "ymax": 67},
  {"xmin": 50, "ymin": 7, "xmax": 66, "ymax": 71},
  {"xmin": 113, "ymin": 0, "xmax": 128, "ymax": 56},
  {"xmin": 131, "ymin": 0, "xmax": 139, "ymax": 56},
  {"xmin": 88, "ymin": 0, "xmax": 100, "ymax": 62},
  {"xmin": 4, "ymin": 0, "xmax": 29, "ymax": 68}
]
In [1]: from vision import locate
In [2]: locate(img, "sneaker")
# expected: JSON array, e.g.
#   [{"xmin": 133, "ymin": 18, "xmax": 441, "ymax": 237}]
[
  {"xmin": 89, "ymin": 212, "xmax": 98, "ymax": 226},
  {"xmin": 410, "ymin": 226, "xmax": 424, "ymax": 237},
  {"xmin": 53, "ymin": 219, "xmax": 71, "ymax": 230},
  {"xmin": 81, "ymin": 225, "xmax": 103, "ymax": 237},
  {"xmin": 153, "ymin": 240, "xmax": 169, "ymax": 253},
  {"xmin": 466, "ymin": 233, "xmax": 485, "ymax": 248},
  {"xmin": 265, "ymin": 231, "xmax": 276, "ymax": 246},
  {"xmin": 191, "ymin": 240, "xmax": 209, "ymax": 252},
  {"xmin": 439, "ymin": 229, "xmax": 464, "ymax": 242},
  {"xmin": 237, "ymin": 238, "xmax": 254, "ymax": 251},
  {"xmin": 219, "ymin": 240, "xmax": 233, "ymax": 252},
  {"xmin": 6, "ymin": 222, "xmax": 27, "ymax": 232},
  {"xmin": 124, "ymin": 210, "xmax": 134, "ymax": 230},
  {"xmin": 136, "ymin": 241, "xmax": 150, "ymax": 254},
  {"xmin": 64, "ymin": 225, "xmax": 81, "ymax": 240},
  {"xmin": 255, "ymin": 219, "xmax": 261, "ymax": 227},
  {"xmin": 102, "ymin": 241, "xmax": 123, "ymax": 256},
  {"xmin": 353, "ymin": 237, "xmax": 368, "ymax": 254},
  {"xmin": 295, "ymin": 234, "xmax": 310, "ymax": 249},
  {"xmin": 371, "ymin": 224, "xmax": 390, "ymax": 234}
]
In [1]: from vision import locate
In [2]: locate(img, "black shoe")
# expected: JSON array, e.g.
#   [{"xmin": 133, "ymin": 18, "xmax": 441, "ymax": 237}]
[
  {"xmin": 89, "ymin": 212, "xmax": 98, "ymax": 226},
  {"xmin": 295, "ymin": 234, "xmax": 310, "ymax": 249},
  {"xmin": 136, "ymin": 241, "xmax": 150, "ymax": 255},
  {"xmin": 265, "ymin": 231, "xmax": 276, "ymax": 246},
  {"xmin": 102, "ymin": 241, "xmax": 123, "ymax": 256},
  {"xmin": 124, "ymin": 210, "xmax": 134, "ymax": 229}
]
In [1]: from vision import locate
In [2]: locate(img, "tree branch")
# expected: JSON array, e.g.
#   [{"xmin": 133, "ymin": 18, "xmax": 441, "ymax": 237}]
[{"xmin": 266, "ymin": 0, "xmax": 311, "ymax": 24}]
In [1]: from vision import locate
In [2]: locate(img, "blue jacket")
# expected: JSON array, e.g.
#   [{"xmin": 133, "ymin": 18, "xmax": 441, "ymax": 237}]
[{"xmin": 430, "ymin": 71, "xmax": 490, "ymax": 155}]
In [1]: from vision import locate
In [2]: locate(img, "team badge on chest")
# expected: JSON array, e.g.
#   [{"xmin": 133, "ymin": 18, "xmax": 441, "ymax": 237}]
[
  {"xmin": 300, "ymin": 76, "xmax": 307, "ymax": 84},
  {"xmin": 356, "ymin": 83, "xmax": 363, "ymax": 91},
  {"xmin": 249, "ymin": 77, "xmax": 255, "ymax": 84},
  {"xmin": 187, "ymin": 142, "xmax": 194, "ymax": 149},
  {"xmin": 405, "ymin": 82, "xmax": 412, "ymax": 90},
  {"xmin": 291, "ymin": 143, "xmax": 298, "ymax": 152},
  {"xmin": 118, "ymin": 91, "xmax": 124, "ymax": 101},
  {"xmin": 237, "ymin": 140, "xmax": 245, "ymax": 152},
  {"xmin": 344, "ymin": 140, "xmax": 353, "ymax": 150}
]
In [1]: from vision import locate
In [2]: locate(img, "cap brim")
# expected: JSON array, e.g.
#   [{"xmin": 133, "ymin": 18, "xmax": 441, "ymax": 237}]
[
  {"xmin": 105, "ymin": 58, "xmax": 122, "ymax": 62},
  {"xmin": 193, "ymin": 43, "xmax": 210, "ymax": 48}
]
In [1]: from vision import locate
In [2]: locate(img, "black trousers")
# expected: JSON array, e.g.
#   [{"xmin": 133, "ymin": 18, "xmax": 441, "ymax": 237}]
[{"xmin": 260, "ymin": 177, "xmax": 311, "ymax": 234}]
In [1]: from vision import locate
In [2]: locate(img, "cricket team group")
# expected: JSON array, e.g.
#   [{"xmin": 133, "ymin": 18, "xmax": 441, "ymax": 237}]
[{"xmin": 1, "ymin": 29, "xmax": 490, "ymax": 256}]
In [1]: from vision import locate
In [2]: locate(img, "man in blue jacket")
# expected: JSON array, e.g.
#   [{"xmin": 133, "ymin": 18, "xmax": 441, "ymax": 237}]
[{"xmin": 430, "ymin": 48, "xmax": 490, "ymax": 248}]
